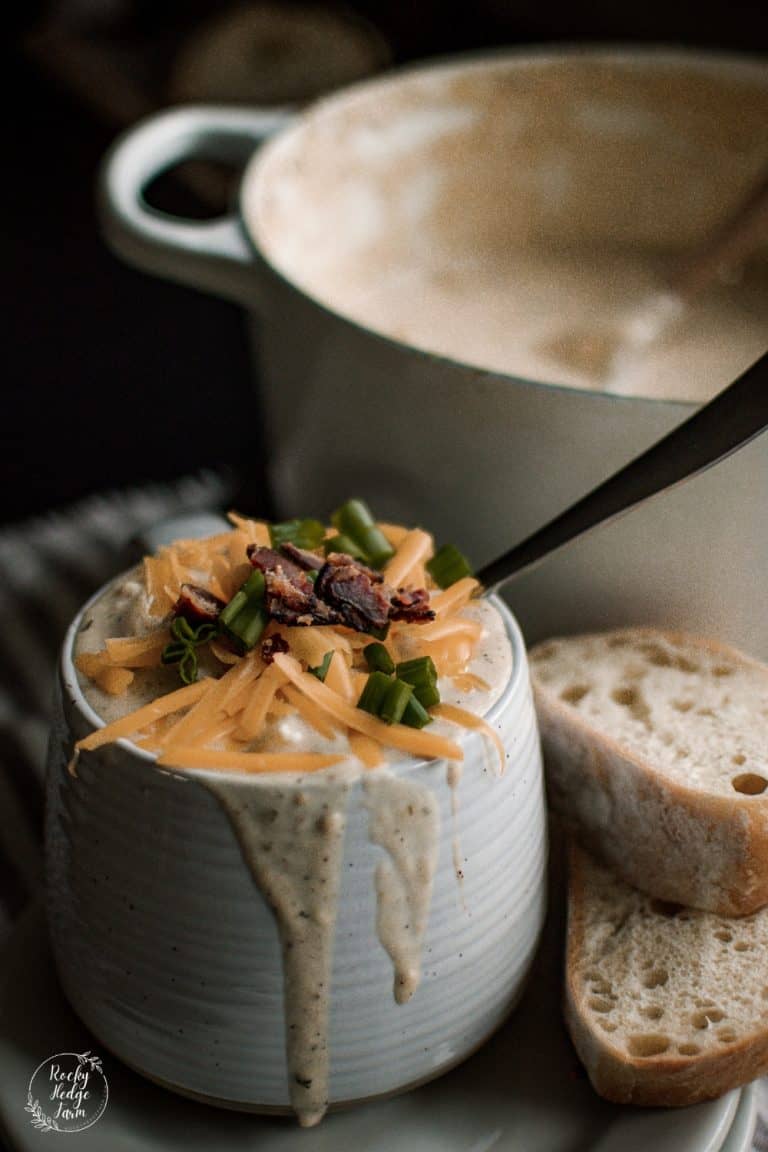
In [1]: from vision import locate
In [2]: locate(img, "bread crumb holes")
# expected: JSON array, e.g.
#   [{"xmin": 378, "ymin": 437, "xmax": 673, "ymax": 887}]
[
  {"xmin": 640, "ymin": 643, "xmax": 672, "ymax": 667},
  {"xmin": 561, "ymin": 684, "xmax": 589, "ymax": 705},
  {"xmin": 732, "ymin": 773, "xmax": 768, "ymax": 795},
  {"xmin": 628, "ymin": 1034, "xmax": 670, "ymax": 1057},
  {"xmin": 611, "ymin": 685, "xmax": 651, "ymax": 725},
  {"xmin": 642, "ymin": 968, "xmax": 668, "ymax": 989},
  {"xmin": 650, "ymin": 899, "xmax": 684, "ymax": 918},
  {"xmin": 692, "ymin": 1009, "xmax": 724, "ymax": 1029}
]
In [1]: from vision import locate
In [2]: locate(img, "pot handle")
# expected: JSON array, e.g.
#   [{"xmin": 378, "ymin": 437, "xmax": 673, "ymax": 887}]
[{"xmin": 97, "ymin": 104, "xmax": 292, "ymax": 306}]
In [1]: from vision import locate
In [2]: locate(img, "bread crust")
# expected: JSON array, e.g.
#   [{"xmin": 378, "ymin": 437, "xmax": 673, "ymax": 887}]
[
  {"xmin": 565, "ymin": 844, "xmax": 768, "ymax": 1105},
  {"xmin": 531, "ymin": 628, "xmax": 768, "ymax": 916}
]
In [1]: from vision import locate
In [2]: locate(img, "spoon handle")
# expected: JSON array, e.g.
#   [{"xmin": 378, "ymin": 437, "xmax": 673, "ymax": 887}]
[{"xmin": 476, "ymin": 350, "xmax": 768, "ymax": 592}]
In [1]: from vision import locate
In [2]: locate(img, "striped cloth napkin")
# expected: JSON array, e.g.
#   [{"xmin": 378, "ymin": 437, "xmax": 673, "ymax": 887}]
[
  {"xmin": 0, "ymin": 470, "xmax": 233, "ymax": 942},
  {"xmin": 1, "ymin": 470, "xmax": 767, "ymax": 1151}
]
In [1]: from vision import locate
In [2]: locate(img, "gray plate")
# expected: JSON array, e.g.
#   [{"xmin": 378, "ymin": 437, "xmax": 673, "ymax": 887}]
[
  {"xmin": 0, "ymin": 897, "xmax": 745, "ymax": 1152},
  {"xmin": 722, "ymin": 1084, "xmax": 758, "ymax": 1152}
]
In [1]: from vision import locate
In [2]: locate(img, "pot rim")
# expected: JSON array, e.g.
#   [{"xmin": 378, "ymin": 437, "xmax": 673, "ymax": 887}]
[
  {"xmin": 60, "ymin": 569, "xmax": 529, "ymax": 785},
  {"xmin": 235, "ymin": 39, "xmax": 767, "ymax": 411}
]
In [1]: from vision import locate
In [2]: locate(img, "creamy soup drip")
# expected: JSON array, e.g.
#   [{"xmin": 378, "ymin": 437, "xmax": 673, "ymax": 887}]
[
  {"xmin": 363, "ymin": 771, "xmax": 440, "ymax": 1005},
  {"xmin": 203, "ymin": 768, "xmax": 356, "ymax": 1127},
  {"xmin": 73, "ymin": 574, "xmax": 513, "ymax": 1124}
]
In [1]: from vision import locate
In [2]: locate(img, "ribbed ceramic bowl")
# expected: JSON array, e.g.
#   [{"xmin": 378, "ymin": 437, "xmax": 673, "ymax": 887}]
[{"xmin": 45, "ymin": 583, "xmax": 547, "ymax": 1115}]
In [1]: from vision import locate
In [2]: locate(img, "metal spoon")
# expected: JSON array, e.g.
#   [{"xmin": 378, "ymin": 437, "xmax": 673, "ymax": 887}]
[
  {"xmin": 137, "ymin": 351, "xmax": 768, "ymax": 587},
  {"xmin": 475, "ymin": 348, "xmax": 768, "ymax": 593}
]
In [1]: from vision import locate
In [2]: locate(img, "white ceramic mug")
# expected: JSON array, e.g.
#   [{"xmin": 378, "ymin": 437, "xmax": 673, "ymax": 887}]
[
  {"xmin": 97, "ymin": 47, "xmax": 768, "ymax": 656},
  {"xmin": 45, "ymin": 582, "xmax": 546, "ymax": 1118}
]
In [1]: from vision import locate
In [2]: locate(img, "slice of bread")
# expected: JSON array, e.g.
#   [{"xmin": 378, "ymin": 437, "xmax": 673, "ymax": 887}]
[
  {"xmin": 565, "ymin": 843, "xmax": 768, "ymax": 1105},
  {"xmin": 529, "ymin": 628, "xmax": 768, "ymax": 916}
]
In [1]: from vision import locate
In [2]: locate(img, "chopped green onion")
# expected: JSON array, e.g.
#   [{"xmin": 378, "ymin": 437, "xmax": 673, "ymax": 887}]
[
  {"xmin": 268, "ymin": 518, "xmax": 326, "ymax": 550},
  {"xmin": 219, "ymin": 570, "xmax": 265, "ymax": 628},
  {"xmin": 323, "ymin": 533, "xmax": 367, "ymax": 561},
  {"xmin": 366, "ymin": 622, "xmax": 390, "ymax": 642},
  {"xmin": 309, "ymin": 651, "xmax": 334, "ymax": 682},
  {"xmin": 357, "ymin": 671, "xmax": 393, "ymax": 717},
  {"xmin": 161, "ymin": 617, "xmax": 219, "ymax": 684},
  {"xmin": 379, "ymin": 678, "xmax": 413, "ymax": 725},
  {"xmin": 229, "ymin": 602, "xmax": 268, "ymax": 652},
  {"xmin": 357, "ymin": 671, "xmax": 415, "ymax": 726},
  {"xmin": 395, "ymin": 656, "xmax": 437, "ymax": 678},
  {"xmin": 396, "ymin": 656, "xmax": 440, "ymax": 708},
  {"xmin": 364, "ymin": 642, "xmax": 394, "ymax": 674},
  {"xmin": 401, "ymin": 695, "xmax": 432, "ymax": 729},
  {"xmin": 426, "ymin": 543, "xmax": 473, "ymax": 589},
  {"xmin": 161, "ymin": 641, "xmax": 188, "ymax": 666},
  {"xmin": 179, "ymin": 648, "xmax": 199, "ymax": 686},
  {"xmin": 170, "ymin": 616, "xmax": 195, "ymax": 643},
  {"xmin": 219, "ymin": 569, "xmax": 267, "ymax": 653},
  {"xmin": 170, "ymin": 617, "xmax": 217, "ymax": 645},
  {"xmin": 331, "ymin": 499, "xmax": 394, "ymax": 569},
  {"xmin": 379, "ymin": 677, "xmax": 414, "ymax": 723}
]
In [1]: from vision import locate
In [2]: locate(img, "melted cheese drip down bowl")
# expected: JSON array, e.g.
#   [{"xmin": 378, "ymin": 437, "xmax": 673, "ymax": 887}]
[
  {"xmin": 45, "ymin": 565, "xmax": 546, "ymax": 1124},
  {"xmin": 99, "ymin": 46, "xmax": 768, "ymax": 657}
]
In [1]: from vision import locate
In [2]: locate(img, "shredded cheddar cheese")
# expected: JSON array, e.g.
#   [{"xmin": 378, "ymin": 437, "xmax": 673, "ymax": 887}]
[
  {"xmin": 451, "ymin": 672, "xmax": 491, "ymax": 693},
  {"xmin": 282, "ymin": 684, "xmax": 339, "ymax": 740},
  {"xmin": 77, "ymin": 680, "xmax": 211, "ymax": 751},
  {"xmin": 95, "ymin": 667, "xmax": 135, "ymax": 696},
  {"xmin": 431, "ymin": 703, "xmax": 506, "ymax": 776},
  {"xmin": 156, "ymin": 748, "xmax": 343, "ymax": 773},
  {"xmin": 430, "ymin": 577, "xmax": 481, "ymax": 617},
  {"xmin": 236, "ymin": 663, "xmax": 286, "ymax": 738},
  {"xmin": 272, "ymin": 653, "xmax": 463, "ymax": 762},
  {"xmin": 383, "ymin": 528, "xmax": 433, "ymax": 589},
  {"xmin": 348, "ymin": 732, "xmax": 384, "ymax": 768},
  {"xmin": 323, "ymin": 650, "xmax": 355, "ymax": 701},
  {"xmin": 73, "ymin": 512, "xmax": 500, "ymax": 775}
]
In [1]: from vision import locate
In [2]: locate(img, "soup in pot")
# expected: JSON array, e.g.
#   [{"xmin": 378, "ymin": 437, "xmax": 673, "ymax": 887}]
[{"xmin": 245, "ymin": 53, "xmax": 768, "ymax": 401}]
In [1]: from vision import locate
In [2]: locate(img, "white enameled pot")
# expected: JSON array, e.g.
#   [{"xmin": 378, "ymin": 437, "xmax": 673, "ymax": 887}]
[
  {"xmin": 45, "ymin": 584, "xmax": 546, "ymax": 1117},
  {"xmin": 97, "ymin": 47, "xmax": 768, "ymax": 656}
]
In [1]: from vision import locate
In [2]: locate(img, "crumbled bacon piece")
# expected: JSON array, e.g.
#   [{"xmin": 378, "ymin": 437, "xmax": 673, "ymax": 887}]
[
  {"xmin": 315, "ymin": 555, "xmax": 391, "ymax": 633},
  {"xmin": 279, "ymin": 542, "xmax": 325, "ymax": 571},
  {"xmin": 389, "ymin": 587, "xmax": 435, "ymax": 623},
  {"xmin": 247, "ymin": 544, "xmax": 343, "ymax": 627},
  {"xmin": 173, "ymin": 583, "xmax": 225, "ymax": 624},
  {"xmin": 247, "ymin": 543, "xmax": 435, "ymax": 634},
  {"xmin": 261, "ymin": 634, "xmax": 290, "ymax": 664},
  {"xmin": 323, "ymin": 552, "xmax": 384, "ymax": 583},
  {"xmin": 247, "ymin": 546, "xmax": 309, "ymax": 586}
]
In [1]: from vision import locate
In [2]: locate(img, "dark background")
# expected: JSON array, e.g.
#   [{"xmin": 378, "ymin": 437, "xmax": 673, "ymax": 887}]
[{"xmin": 6, "ymin": 1, "xmax": 768, "ymax": 529}]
